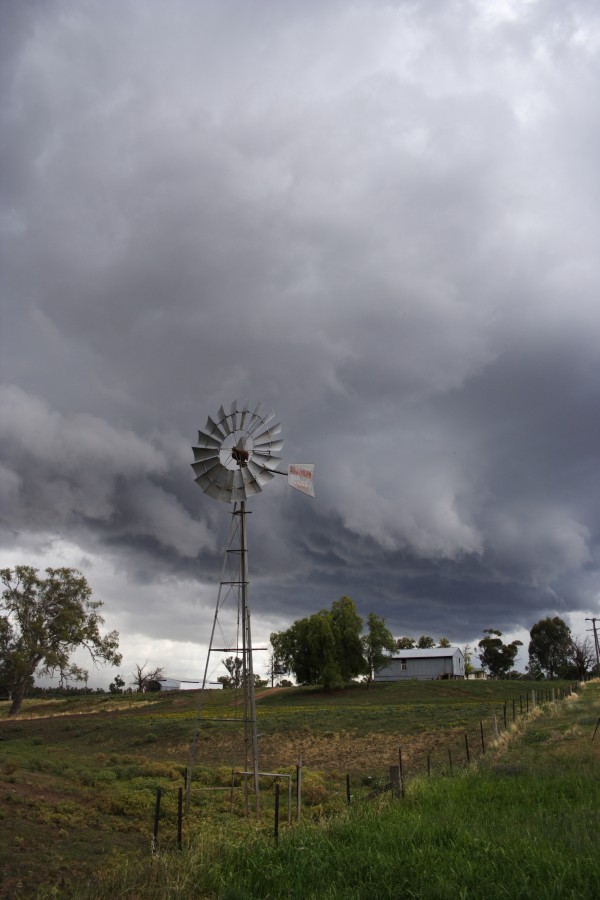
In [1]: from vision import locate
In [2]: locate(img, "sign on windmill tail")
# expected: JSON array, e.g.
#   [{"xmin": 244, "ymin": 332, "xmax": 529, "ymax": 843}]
[
  {"xmin": 287, "ymin": 463, "xmax": 315, "ymax": 497},
  {"xmin": 191, "ymin": 400, "xmax": 315, "ymax": 503}
]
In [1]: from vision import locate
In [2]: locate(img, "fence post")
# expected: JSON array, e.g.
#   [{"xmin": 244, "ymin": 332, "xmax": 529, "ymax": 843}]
[
  {"xmin": 274, "ymin": 783, "xmax": 280, "ymax": 846},
  {"xmin": 427, "ymin": 753, "xmax": 431, "ymax": 777},
  {"xmin": 480, "ymin": 720, "xmax": 485, "ymax": 754},
  {"xmin": 503, "ymin": 702, "xmax": 507, "ymax": 729},
  {"xmin": 464, "ymin": 733, "xmax": 470, "ymax": 764},
  {"xmin": 492, "ymin": 714, "xmax": 499, "ymax": 740},
  {"xmin": 177, "ymin": 787, "xmax": 183, "ymax": 851},
  {"xmin": 398, "ymin": 746, "xmax": 405, "ymax": 798},
  {"xmin": 152, "ymin": 787, "xmax": 161, "ymax": 855},
  {"xmin": 296, "ymin": 758, "xmax": 302, "ymax": 821},
  {"xmin": 447, "ymin": 749, "xmax": 453, "ymax": 776},
  {"xmin": 389, "ymin": 765, "xmax": 400, "ymax": 797}
]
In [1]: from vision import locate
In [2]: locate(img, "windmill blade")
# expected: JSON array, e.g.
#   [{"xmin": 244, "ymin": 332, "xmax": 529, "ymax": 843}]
[
  {"xmin": 253, "ymin": 437, "xmax": 284, "ymax": 453},
  {"xmin": 192, "ymin": 447, "xmax": 220, "ymax": 464},
  {"xmin": 196, "ymin": 429, "xmax": 222, "ymax": 450},
  {"xmin": 238, "ymin": 400, "xmax": 250, "ymax": 431},
  {"xmin": 247, "ymin": 459, "xmax": 276, "ymax": 486},
  {"xmin": 247, "ymin": 408, "xmax": 275, "ymax": 436},
  {"xmin": 229, "ymin": 399, "xmax": 240, "ymax": 431},
  {"xmin": 251, "ymin": 451, "xmax": 282, "ymax": 470},
  {"xmin": 217, "ymin": 405, "xmax": 233, "ymax": 435},
  {"xmin": 252, "ymin": 421, "xmax": 281, "ymax": 444},
  {"xmin": 241, "ymin": 465, "xmax": 263, "ymax": 496},
  {"xmin": 205, "ymin": 416, "xmax": 226, "ymax": 441},
  {"xmin": 193, "ymin": 457, "xmax": 224, "ymax": 484}
]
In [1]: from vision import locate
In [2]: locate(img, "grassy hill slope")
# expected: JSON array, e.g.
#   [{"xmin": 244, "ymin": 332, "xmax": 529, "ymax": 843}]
[{"xmin": 1, "ymin": 680, "xmax": 598, "ymax": 898}]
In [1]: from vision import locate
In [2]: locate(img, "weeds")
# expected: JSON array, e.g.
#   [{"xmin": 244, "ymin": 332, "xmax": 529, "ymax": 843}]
[{"xmin": 0, "ymin": 680, "xmax": 595, "ymax": 898}]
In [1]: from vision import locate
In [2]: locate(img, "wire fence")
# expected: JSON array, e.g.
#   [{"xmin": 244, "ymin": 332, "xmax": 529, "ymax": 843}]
[{"xmin": 149, "ymin": 684, "xmax": 579, "ymax": 852}]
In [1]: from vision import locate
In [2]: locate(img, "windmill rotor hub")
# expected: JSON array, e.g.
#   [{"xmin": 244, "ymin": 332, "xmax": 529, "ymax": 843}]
[{"xmin": 192, "ymin": 400, "xmax": 283, "ymax": 503}]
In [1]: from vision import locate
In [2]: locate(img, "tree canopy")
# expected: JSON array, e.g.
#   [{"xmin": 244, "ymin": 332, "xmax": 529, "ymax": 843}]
[
  {"xmin": 416, "ymin": 635, "xmax": 436, "ymax": 649},
  {"xmin": 528, "ymin": 617, "xmax": 572, "ymax": 680},
  {"xmin": 1, "ymin": 566, "xmax": 121, "ymax": 716},
  {"xmin": 131, "ymin": 662, "xmax": 165, "ymax": 692},
  {"xmin": 477, "ymin": 629, "xmax": 522, "ymax": 678},
  {"xmin": 396, "ymin": 636, "xmax": 415, "ymax": 649},
  {"xmin": 271, "ymin": 596, "xmax": 369, "ymax": 691},
  {"xmin": 362, "ymin": 612, "xmax": 396, "ymax": 687}
]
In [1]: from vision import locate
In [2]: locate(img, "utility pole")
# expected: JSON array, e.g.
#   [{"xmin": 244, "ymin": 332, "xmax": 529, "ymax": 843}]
[{"xmin": 585, "ymin": 618, "xmax": 600, "ymax": 676}]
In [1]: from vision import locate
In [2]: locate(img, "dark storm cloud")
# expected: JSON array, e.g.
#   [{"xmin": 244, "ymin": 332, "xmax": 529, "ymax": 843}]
[{"xmin": 2, "ymin": 0, "xmax": 600, "ymax": 675}]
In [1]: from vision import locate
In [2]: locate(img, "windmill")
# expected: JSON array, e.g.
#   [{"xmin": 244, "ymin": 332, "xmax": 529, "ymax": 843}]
[{"xmin": 188, "ymin": 400, "xmax": 314, "ymax": 814}]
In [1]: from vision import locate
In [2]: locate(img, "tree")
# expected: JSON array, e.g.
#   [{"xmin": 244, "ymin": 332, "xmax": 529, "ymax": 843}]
[
  {"xmin": 109, "ymin": 674, "xmax": 125, "ymax": 694},
  {"xmin": 462, "ymin": 643, "xmax": 474, "ymax": 677},
  {"xmin": 267, "ymin": 650, "xmax": 287, "ymax": 687},
  {"xmin": 396, "ymin": 636, "xmax": 415, "ymax": 649},
  {"xmin": 218, "ymin": 656, "xmax": 243, "ymax": 689},
  {"xmin": 416, "ymin": 635, "xmax": 435, "ymax": 649},
  {"xmin": 270, "ymin": 596, "xmax": 367, "ymax": 692},
  {"xmin": 1, "ymin": 566, "xmax": 121, "ymax": 716},
  {"xmin": 478, "ymin": 629, "xmax": 522, "ymax": 679},
  {"xmin": 438, "ymin": 637, "xmax": 451, "ymax": 648},
  {"xmin": 568, "ymin": 636, "xmax": 594, "ymax": 681},
  {"xmin": 528, "ymin": 617, "xmax": 572, "ymax": 680},
  {"xmin": 330, "ymin": 596, "xmax": 367, "ymax": 683},
  {"xmin": 131, "ymin": 661, "xmax": 165, "ymax": 692},
  {"xmin": 362, "ymin": 613, "xmax": 396, "ymax": 687}
]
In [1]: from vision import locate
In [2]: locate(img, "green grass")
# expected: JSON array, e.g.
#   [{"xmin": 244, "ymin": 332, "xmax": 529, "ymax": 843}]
[
  {"xmin": 83, "ymin": 683, "xmax": 600, "ymax": 900},
  {"xmin": 0, "ymin": 680, "xmax": 596, "ymax": 898}
]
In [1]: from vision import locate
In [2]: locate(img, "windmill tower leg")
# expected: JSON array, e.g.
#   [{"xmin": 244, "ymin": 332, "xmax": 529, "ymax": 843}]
[
  {"xmin": 187, "ymin": 500, "xmax": 261, "ymax": 817},
  {"xmin": 238, "ymin": 500, "xmax": 260, "ymax": 816}
]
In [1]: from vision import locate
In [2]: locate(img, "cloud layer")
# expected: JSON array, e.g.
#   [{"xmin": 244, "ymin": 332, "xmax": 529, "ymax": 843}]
[{"xmin": 2, "ymin": 0, "xmax": 600, "ymax": 681}]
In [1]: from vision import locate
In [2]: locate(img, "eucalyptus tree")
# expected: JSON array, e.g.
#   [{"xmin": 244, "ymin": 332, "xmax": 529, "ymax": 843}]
[
  {"xmin": 362, "ymin": 613, "xmax": 396, "ymax": 687},
  {"xmin": 528, "ymin": 617, "xmax": 573, "ymax": 680},
  {"xmin": 478, "ymin": 629, "xmax": 522, "ymax": 679},
  {"xmin": 1, "ymin": 566, "xmax": 121, "ymax": 716}
]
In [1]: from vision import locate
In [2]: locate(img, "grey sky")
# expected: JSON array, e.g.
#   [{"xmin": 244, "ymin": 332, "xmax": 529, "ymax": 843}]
[{"xmin": 2, "ymin": 0, "xmax": 600, "ymax": 685}]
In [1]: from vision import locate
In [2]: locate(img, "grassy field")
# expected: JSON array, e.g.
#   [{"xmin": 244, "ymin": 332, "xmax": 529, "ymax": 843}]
[{"xmin": 1, "ymin": 679, "xmax": 598, "ymax": 898}]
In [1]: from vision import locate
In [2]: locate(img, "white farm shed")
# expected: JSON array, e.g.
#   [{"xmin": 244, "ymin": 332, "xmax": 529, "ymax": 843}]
[{"xmin": 375, "ymin": 648, "xmax": 465, "ymax": 682}]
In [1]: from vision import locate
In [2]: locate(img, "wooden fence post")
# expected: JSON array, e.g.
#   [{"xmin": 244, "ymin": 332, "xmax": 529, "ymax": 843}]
[
  {"xmin": 177, "ymin": 787, "xmax": 183, "ymax": 851},
  {"xmin": 152, "ymin": 787, "xmax": 161, "ymax": 855},
  {"xmin": 389, "ymin": 765, "xmax": 400, "ymax": 797},
  {"xmin": 296, "ymin": 759, "xmax": 302, "ymax": 821},
  {"xmin": 398, "ymin": 746, "xmax": 405, "ymax": 798},
  {"xmin": 274, "ymin": 783, "xmax": 280, "ymax": 846}
]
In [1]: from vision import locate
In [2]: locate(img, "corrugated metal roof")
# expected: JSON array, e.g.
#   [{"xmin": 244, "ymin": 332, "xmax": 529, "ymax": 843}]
[{"xmin": 391, "ymin": 648, "xmax": 463, "ymax": 659}]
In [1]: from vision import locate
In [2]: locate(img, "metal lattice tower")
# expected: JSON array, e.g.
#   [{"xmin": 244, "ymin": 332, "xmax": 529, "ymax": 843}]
[{"xmin": 188, "ymin": 400, "xmax": 314, "ymax": 816}]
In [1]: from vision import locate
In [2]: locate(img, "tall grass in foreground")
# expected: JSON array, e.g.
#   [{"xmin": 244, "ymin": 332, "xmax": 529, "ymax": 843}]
[{"xmin": 84, "ymin": 764, "xmax": 600, "ymax": 900}]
